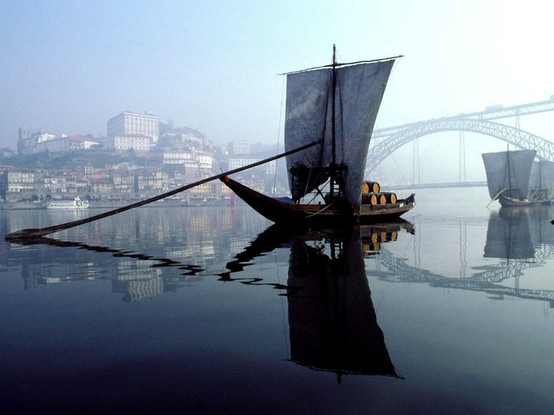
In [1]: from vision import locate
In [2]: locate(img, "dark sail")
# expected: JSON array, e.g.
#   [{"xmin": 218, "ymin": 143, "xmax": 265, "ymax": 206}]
[{"xmin": 285, "ymin": 60, "xmax": 395, "ymax": 209}]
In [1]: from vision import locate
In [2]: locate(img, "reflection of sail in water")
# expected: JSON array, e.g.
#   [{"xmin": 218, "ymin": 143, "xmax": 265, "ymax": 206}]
[
  {"xmin": 484, "ymin": 208, "xmax": 534, "ymax": 260},
  {"xmin": 287, "ymin": 227, "xmax": 400, "ymax": 380},
  {"xmin": 479, "ymin": 207, "xmax": 554, "ymax": 287},
  {"xmin": 221, "ymin": 222, "xmax": 413, "ymax": 380}
]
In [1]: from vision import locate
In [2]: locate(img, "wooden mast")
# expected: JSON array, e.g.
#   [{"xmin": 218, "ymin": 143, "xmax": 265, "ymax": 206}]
[
  {"xmin": 506, "ymin": 144, "xmax": 514, "ymax": 198},
  {"xmin": 329, "ymin": 44, "xmax": 337, "ymax": 202}
]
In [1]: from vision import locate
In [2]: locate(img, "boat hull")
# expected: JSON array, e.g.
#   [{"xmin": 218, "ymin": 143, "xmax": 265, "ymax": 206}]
[
  {"xmin": 498, "ymin": 195, "xmax": 548, "ymax": 207},
  {"xmin": 221, "ymin": 176, "xmax": 414, "ymax": 225}
]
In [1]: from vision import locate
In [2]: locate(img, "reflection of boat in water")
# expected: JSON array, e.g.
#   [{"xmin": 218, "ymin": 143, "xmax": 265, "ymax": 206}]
[
  {"xmin": 485, "ymin": 206, "xmax": 554, "ymax": 260},
  {"xmin": 484, "ymin": 207, "xmax": 535, "ymax": 260},
  {"xmin": 482, "ymin": 149, "xmax": 554, "ymax": 207},
  {"xmin": 47, "ymin": 197, "xmax": 89, "ymax": 209},
  {"xmin": 221, "ymin": 46, "xmax": 414, "ymax": 225},
  {"xmin": 11, "ymin": 215, "xmax": 413, "ymax": 373},
  {"xmin": 287, "ymin": 227, "xmax": 401, "ymax": 380},
  {"xmin": 476, "ymin": 207, "xmax": 554, "ymax": 304},
  {"xmin": 222, "ymin": 221, "xmax": 414, "ymax": 380}
]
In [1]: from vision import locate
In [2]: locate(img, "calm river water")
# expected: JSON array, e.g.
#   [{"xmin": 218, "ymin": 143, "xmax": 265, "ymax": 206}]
[{"xmin": 2, "ymin": 187, "xmax": 554, "ymax": 414}]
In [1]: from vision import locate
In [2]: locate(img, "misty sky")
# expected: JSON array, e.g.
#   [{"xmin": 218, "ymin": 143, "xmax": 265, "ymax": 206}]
[{"xmin": 2, "ymin": 0, "xmax": 554, "ymax": 183}]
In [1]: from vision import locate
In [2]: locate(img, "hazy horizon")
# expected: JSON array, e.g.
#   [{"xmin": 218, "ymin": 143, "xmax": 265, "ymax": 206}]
[{"xmin": 2, "ymin": 0, "xmax": 554, "ymax": 183}]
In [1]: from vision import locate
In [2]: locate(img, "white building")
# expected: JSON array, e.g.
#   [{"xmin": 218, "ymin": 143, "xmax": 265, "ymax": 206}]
[
  {"xmin": 5, "ymin": 170, "xmax": 36, "ymax": 193},
  {"xmin": 17, "ymin": 130, "xmax": 100, "ymax": 154},
  {"xmin": 69, "ymin": 136, "xmax": 99, "ymax": 150},
  {"xmin": 196, "ymin": 152, "xmax": 213, "ymax": 169},
  {"xmin": 18, "ymin": 130, "xmax": 60, "ymax": 154},
  {"xmin": 163, "ymin": 150, "xmax": 193, "ymax": 164},
  {"xmin": 228, "ymin": 158, "xmax": 275, "ymax": 175},
  {"xmin": 110, "ymin": 134, "xmax": 151, "ymax": 152},
  {"xmin": 163, "ymin": 150, "xmax": 213, "ymax": 169},
  {"xmin": 36, "ymin": 132, "xmax": 58, "ymax": 143},
  {"xmin": 35, "ymin": 136, "xmax": 100, "ymax": 153},
  {"xmin": 107, "ymin": 112, "xmax": 159, "ymax": 144},
  {"xmin": 228, "ymin": 141, "xmax": 251, "ymax": 155}
]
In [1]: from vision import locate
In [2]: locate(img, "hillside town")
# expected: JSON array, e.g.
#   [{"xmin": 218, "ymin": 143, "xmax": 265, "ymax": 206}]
[{"xmin": 0, "ymin": 111, "xmax": 286, "ymax": 208}]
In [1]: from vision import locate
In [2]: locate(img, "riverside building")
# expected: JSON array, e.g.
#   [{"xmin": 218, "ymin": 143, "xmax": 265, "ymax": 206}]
[{"xmin": 107, "ymin": 112, "xmax": 159, "ymax": 145}]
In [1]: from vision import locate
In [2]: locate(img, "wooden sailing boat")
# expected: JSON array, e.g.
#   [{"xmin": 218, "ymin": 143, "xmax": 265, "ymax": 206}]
[
  {"xmin": 482, "ymin": 149, "xmax": 541, "ymax": 207},
  {"xmin": 221, "ymin": 46, "xmax": 414, "ymax": 225}
]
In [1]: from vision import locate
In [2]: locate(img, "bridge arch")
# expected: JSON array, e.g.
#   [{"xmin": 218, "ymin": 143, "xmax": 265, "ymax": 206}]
[{"xmin": 366, "ymin": 118, "xmax": 554, "ymax": 174}]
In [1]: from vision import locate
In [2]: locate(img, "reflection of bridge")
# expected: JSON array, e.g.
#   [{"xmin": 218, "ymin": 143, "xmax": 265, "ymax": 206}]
[
  {"xmin": 372, "ymin": 248, "xmax": 554, "ymax": 308},
  {"xmin": 368, "ymin": 210, "xmax": 554, "ymax": 308},
  {"xmin": 367, "ymin": 98, "xmax": 554, "ymax": 176}
]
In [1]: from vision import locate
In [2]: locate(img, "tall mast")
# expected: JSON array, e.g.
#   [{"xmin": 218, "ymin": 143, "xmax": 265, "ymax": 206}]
[
  {"xmin": 329, "ymin": 44, "xmax": 337, "ymax": 201},
  {"xmin": 331, "ymin": 44, "xmax": 337, "ymax": 170}
]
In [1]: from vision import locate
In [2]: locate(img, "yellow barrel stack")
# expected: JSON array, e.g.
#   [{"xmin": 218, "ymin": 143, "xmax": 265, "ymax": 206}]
[
  {"xmin": 361, "ymin": 181, "xmax": 397, "ymax": 206},
  {"xmin": 361, "ymin": 181, "xmax": 380, "ymax": 194}
]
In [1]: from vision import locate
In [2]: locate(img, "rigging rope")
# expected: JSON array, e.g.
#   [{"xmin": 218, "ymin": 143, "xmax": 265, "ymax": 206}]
[{"xmin": 273, "ymin": 75, "xmax": 287, "ymax": 194}]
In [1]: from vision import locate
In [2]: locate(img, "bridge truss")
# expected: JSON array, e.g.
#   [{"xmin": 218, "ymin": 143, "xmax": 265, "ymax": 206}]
[{"xmin": 367, "ymin": 98, "xmax": 554, "ymax": 175}]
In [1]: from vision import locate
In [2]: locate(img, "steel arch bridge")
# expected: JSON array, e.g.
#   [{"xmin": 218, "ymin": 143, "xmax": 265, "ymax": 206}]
[{"xmin": 366, "ymin": 118, "xmax": 554, "ymax": 175}]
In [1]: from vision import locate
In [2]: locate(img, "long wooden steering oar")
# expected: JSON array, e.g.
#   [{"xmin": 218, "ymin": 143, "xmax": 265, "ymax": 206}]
[{"xmin": 5, "ymin": 140, "xmax": 322, "ymax": 242}]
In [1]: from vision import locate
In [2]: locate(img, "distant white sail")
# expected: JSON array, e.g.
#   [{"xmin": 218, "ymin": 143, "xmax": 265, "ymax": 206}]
[{"xmin": 285, "ymin": 59, "xmax": 394, "ymax": 209}]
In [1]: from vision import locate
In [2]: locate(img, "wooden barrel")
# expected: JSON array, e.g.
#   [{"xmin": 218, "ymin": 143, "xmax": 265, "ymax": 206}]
[
  {"xmin": 380, "ymin": 192, "xmax": 397, "ymax": 204},
  {"xmin": 378, "ymin": 194, "xmax": 387, "ymax": 205},
  {"xmin": 362, "ymin": 193, "xmax": 378, "ymax": 205},
  {"xmin": 362, "ymin": 181, "xmax": 380, "ymax": 194}
]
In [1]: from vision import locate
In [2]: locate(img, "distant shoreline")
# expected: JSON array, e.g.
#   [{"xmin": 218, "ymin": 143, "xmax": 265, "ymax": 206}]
[{"xmin": 0, "ymin": 198, "xmax": 233, "ymax": 210}]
